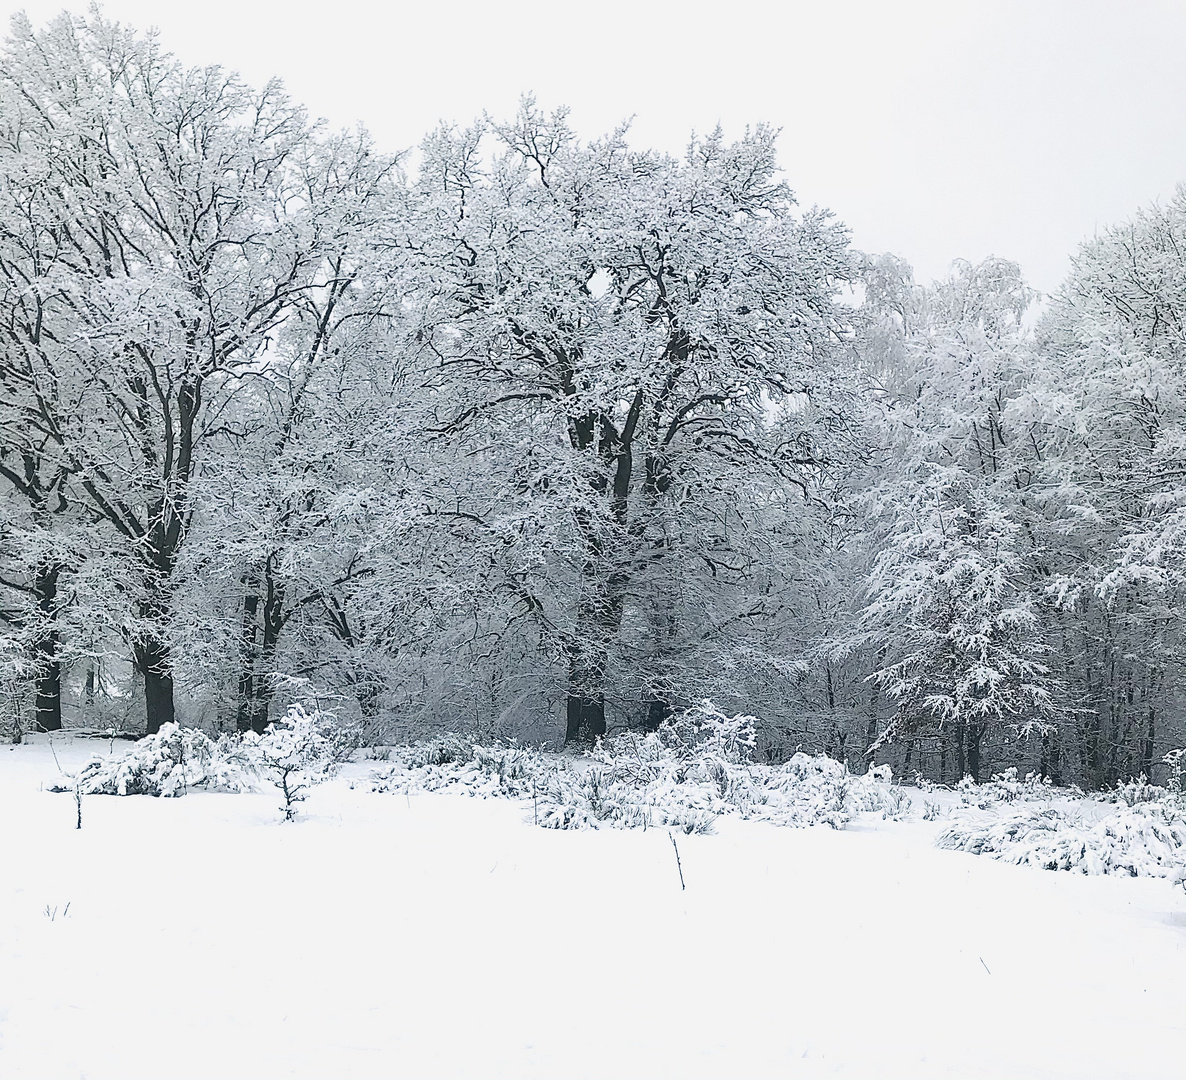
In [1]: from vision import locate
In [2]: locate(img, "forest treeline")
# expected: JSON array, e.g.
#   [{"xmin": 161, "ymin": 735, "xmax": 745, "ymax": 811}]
[{"xmin": 2, "ymin": 10, "xmax": 1185, "ymax": 786}]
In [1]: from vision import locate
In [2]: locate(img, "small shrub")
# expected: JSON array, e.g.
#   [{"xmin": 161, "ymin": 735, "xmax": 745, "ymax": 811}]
[
  {"xmin": 247, "ymin": 705, "xmax": 341, "ymax": 820},
  {"xmin": 1162, "ymin": 749, "xmax": 1186, "ymax": 793},
  {"xmin": 372, "ymin": 738, "xmax": 555, "ymax": 799}
]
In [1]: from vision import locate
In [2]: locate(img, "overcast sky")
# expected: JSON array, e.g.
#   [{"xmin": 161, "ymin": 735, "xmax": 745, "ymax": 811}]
[{"xmin": 5, "ymin": 0, "xmax": 1186, "ymax": 295}]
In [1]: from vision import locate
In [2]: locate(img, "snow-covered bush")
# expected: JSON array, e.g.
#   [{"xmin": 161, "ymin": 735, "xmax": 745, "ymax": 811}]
[
  {"xmin": 390, "ymin": 733, "xmax": 474, "ymax": 769},
  {"xmin": 246, "ymin": 705, "xmax": 342, "ymax": 820},
  {"xmin": 660, "ymin": 700, "xmax": 759, "ymax": 764},
  {"xmin": 758, "ymin": 754, "xmax": 910, "ymax": 827},
  {"xmin": 534, "ymin": 765, "xmax": 723, "ymax": 834},
  {"xmin": 1163, "ymin": 748, "xmax": 1186, "ymax": 792},
  {"xmin": 533, "ymin": 746, "xmax": 910, "ymax": 833},
  {"xmin": 957, "ymin": 768, "xmax": 1058, "ymax": 808},
  {"xmin": 75, "ymin": 723, "xmax": 259, "ymax": 797},
  {"xmin": 912, "ymin": 773, "xmax": 944, "ymax": 793},
  {"xmin": 73, "ymin": 705, "xmax": 346, "ymax": 811},
  {"xmin": 1102, "ymin": 776, "xmax": 1171, "ymax": 808},
  {"xmin": 936, "ymin": 803, "xmax": 1186, "ymax": 877},
  {"xmin": 372, "ymin": 740, "xmax": 557, "ymax": 799},
  {"xmin": 373, "ymin": 703, "xmax": 911, "ymax": 833}
]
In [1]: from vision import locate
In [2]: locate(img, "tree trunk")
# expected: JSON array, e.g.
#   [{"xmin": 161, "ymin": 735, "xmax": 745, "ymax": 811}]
[
  {"xmin": 136, "ymin": 637, "xmax": 176, "ymax": 734},
  {"xmin": 32, "ymin": 562, "xmax": 62, "ymax": 732},
  {"xmin": 566, "ymin": 688, "xmax": 606, "ymax": 744},
  {"xmin": 1050, "ymin": 737, "xmax": 1063, "ymax": 786},
  {"xmin": 1143, "ymin": 708, "xmax": 1157, "ymax": 778},
  {"xmin": 237, "ymin": 559, "xmax": 288, "ymax": 735},
  {"xmin": 246, "ymin": 635, "xmax": 278, "ymax": 735},
  {"xmin": 642, "ymin": 696, "xmax": 672, "ymax": 733},
  {"xmin": 33, "ymin": 642, "xmax": 62, "ymax": 732},
  {"xmin": 236, "ymin": 608, "xmax": 279, "ymax": 735},
  {"xmin": 864, "ymin": 648, "xmax": 886, "ymax": 754},
  {"xmin": 236, "ymin": 589, "xmax": 261, "ymax": 733},
  {"xmin": 967, "ymin": 721, "xmax": 986, "ymax": 783},
  {"xmin": 563, "ymin": 564, "xmax": 621, "ymax": 747},
  {"xmin": 565, "ymin": 626, "xmax": 609, "ymax": 745}
]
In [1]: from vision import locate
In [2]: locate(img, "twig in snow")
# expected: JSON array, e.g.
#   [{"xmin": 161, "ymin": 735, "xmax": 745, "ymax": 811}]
[
  {"xmin": 979, "ymin": 957, "xmax": 991, "ymax": 975},
  {"xmin": 669, "ymin": 831, "xmax": 685, "ymax": 890}
]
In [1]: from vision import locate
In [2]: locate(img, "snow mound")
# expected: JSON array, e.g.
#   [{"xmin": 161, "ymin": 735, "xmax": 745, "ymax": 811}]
[{"xmin": 936, "ymin": 803, "xmax": 1186, "ymax": 877}]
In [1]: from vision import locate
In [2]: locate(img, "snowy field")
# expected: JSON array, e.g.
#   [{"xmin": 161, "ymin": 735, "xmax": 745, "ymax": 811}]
[{"xmin": 3, "ymin": 732, "xmax": 1186, "ymax": 1080}]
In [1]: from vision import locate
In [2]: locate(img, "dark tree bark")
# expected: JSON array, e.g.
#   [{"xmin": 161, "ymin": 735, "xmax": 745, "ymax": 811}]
[
  {"xmin": 136, "ymin": 637, "xmax": 176, "ymax": 734},
  {"xmin": 1040, "ymin": 729, "xmax": 1063, "ymax": 786},
  {"xmin": 966, "ymin": 720, "xmax": 986, "ymax": 783},
  {"xmin": 565, "ymin": 687, "xmax": 606, "ymax": 744},
  {"xmin": 1142, "ymin": 705, "xmax": 1157, "ymax": 779},
  {"xmin": 32, "ymin": 561, "xmax": 62, "ymax": 732},
  {"xmin": 237, "ymin": 557, "xmax": 288, "ymax": 735},
  {"xmin": 643, "ymin": 696, "xmax": 672, "ymax": 733},
  {"xmin": 236, "ymin": 589, "xmax": 261, "ymax": 733}
]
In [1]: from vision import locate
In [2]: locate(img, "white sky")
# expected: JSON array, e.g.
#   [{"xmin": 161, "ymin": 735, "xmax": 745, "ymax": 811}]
[{"xmin": 5, "ymin": 0, "xmax": 1186, "ymax": 296}]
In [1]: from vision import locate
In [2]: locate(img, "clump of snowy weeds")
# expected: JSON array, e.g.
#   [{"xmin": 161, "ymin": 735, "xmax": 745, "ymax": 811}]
[
  {"xmin": 933, "ymin": 754, "xmax": 1186, "ymax": 882},
  {"xmin": 956, "ymin": 767, "xmax": 1059, "ymax": 808},
  {"xmin": 375, "ymin": 702, "xmax": 912, "ymax": 833},
  {"xmin": 372, "ymin": 738, "xmax": 557, "ymax": 799}
]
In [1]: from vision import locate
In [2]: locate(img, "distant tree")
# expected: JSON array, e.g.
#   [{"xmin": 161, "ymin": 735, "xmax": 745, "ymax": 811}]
[
  {"xmin": 860, "ymin": 257, "xmax": 1055, "ymax": 780},
  {"xmin": 1027, "ymin": 189, "xmax": 1186, "ymax": 784}
]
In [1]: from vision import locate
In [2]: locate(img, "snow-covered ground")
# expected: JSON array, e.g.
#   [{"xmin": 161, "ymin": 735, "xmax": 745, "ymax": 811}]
[{"xmin": 2, "ymin": 733, "xmax": 1185, "ymax": 1079}]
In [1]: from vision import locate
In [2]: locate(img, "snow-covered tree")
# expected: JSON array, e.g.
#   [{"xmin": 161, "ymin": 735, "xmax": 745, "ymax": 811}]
[
  {"xmin": 400, "ymin": 102, "xmax": 857, "ymax": 743},
  {"xmin": 860, "ymin": 257, "xmax": 1055, "ymax": 780},
  {"xmin": 1025, "ymin": 189, "xmax": 1186, "ymax": 784},
  {"xmin": 0, "ymin": 10, "xmax": 373, "ymax": 732}
]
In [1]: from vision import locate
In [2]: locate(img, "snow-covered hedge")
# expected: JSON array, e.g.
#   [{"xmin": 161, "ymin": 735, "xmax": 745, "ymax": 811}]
[
  {"xmin": 374, "ymin": 702, "xmax": 912, "ymax": 833},
  {"xmin": 936, "ymin": 803, "xmax": 1186, "ymax": 877},
  {"xmin": 389, "ymin": 732, "xmax": 473, "ymax": 769}
]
